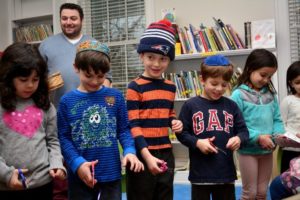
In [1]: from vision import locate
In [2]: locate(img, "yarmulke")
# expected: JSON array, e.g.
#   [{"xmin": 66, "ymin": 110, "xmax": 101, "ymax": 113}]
[
  {"xmin": 204, "ymin": 54, "xmax": 230, "ymax": 66},
  {"xmin": 137, "ymin": 19, "xmax": 175, "ymax": 60},
  {"xmin": 77, "ymin": 40, "xmax": 110, "ymax": 60}
]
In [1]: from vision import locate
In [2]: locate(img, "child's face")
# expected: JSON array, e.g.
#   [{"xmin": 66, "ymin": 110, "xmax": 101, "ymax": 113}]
[
  {"xmin": 290, "ymin": 75, "xmax": 300, "ymax": 97},
  {"xmin": 140, "ymin": 52, "xmax": 170, "ymax": 79},
  {"xmin": 249, "ymin": 66, "xmax": 276, "ymax": 91},
  {"xmin": 201, "ymin": 76, "xmax": 229, "ymax": 101},
  {"xmin": 13, "ymin": 70, "xmax": 39, "ymax": 99},
  {"xmin": 76, "ymin": 67, "xmax": 106, "ymax": 92}
]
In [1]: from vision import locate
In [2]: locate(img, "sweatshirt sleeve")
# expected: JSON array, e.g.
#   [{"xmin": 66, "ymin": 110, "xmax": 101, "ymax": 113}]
[
  {"xmin": 272, "ymin": 95, "xmax": 285, "ymax": 134},
  {"xmin": 0, "ymin": 157, "xmax": 14, "ymax": 185},
  {"xmin": 232, "ymin": 102, "xmax": 249, "ymax": 146},
  {"xmin": 45, "ymin": 104, "xmax": 66, "ymax": 173},
  {"xmin": 126, "ymin": 82, "xmax": 148, "ymax": 151},
  {"xmin": 57, "ymin": 99, "xmax": 86, "ymax": 174},
  {"xmin": 116, "ymin": 92, "xmax": 136, "ymax": 156},
  {"xmin": 280, "ymin": 96, "xmax": 289, "ymax": 127},
  {"xmin": 176, "ymin": 102, "xmax": 199, "ymax": 149}
]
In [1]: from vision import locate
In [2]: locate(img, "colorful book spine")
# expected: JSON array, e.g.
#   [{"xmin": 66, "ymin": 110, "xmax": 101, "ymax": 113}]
[
  {"xmin": 185, "ymin": 26, "xmax": 198, "ymax": 53},
  {"xmin": 226, "ymin": 24, "xmax": 244, "ymax": 49},
  {"xmin": 198, "ymin": 30, "xmax": 209, "ymax": 52}
]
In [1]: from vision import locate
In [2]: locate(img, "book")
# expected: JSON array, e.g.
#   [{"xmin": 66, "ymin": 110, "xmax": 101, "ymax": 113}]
[
  {"xmin": 244, "ymin": 21, "xmax": 251, "ymax": 49},
  {"xmin": 189, "ymin": 24, "xmax": 204, "ymax": 53},
  {"xmin": 226, "ymin": 24, "xmax": 244, "ymax": 49},
  {"xmin": 185, "ymin": 26, "xmax": 198, "ymax": 53},
  {"xmin": 273, "ymin": 133, "xmax": 300, "ymax": 148},
  {"xmin": 251, "ymin": 19, "xmax": 276, "ymax": 49}
]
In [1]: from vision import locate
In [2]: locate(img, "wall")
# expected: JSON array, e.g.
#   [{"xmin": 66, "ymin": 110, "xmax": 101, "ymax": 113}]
[{"xmin": 0, "ymin": 0, "xmax": 10, "ymax": 50}]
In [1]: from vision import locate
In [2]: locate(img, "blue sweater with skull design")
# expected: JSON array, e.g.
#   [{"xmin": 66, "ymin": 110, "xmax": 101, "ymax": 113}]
[{"xmin": 57, "ymin": 86, "xmax": 136, "ymax": 182}]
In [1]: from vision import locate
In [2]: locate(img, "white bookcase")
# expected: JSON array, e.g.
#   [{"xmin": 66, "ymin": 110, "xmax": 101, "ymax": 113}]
[{"xmin": 9, "ymin": 0, "xmax": 56, "ymax": 44}]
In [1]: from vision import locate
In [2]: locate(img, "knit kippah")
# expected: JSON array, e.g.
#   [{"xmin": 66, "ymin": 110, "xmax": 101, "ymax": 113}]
[
  {"xmin": 137, "ymin": 19, "xmax": 175, "ymax": 60},
  {"xmin": 204, "ymin": 54, "xmax": 230, "ymax": 66},
  {"xmin": 77, "ymin": 40, "xmax": 110, "ymax": 60}
]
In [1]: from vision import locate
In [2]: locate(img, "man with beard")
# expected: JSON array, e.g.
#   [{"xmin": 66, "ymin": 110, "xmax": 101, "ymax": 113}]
[
  {"xmin": 39, "ymin": 3, "xmax": 112, "ymax": 200},
  {"xmin": 39, "ymin": 3, "xmax": 112, "ymax": 108}
]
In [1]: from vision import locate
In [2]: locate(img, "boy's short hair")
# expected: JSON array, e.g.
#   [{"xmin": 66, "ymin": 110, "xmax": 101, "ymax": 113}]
[
  {"xmin": 60, "ymin": 3, "xmax": 84, "ymax": 20},
  {"xmin": 201, "ymin": 54, "xmax": 233, "ymax": 81},
  {"xmin": 75, "ymin": 40, "xmax": 110, "ymax": 74},
  {"xmin": 137, "ymin": 19, "xmax": 175, "ymax": 60}
]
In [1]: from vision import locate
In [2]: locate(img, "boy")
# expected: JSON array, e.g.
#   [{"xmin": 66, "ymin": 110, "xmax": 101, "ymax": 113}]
[
  {"xmin": 57, "ymin": 40, "xmax": 144, "ymax": 200},
  {"xmin": 177, "ymin": 55, "xmax": 249, "ymax": 200},
  {"xmin": 126, "ymin": 19, "xmax": 183, "ymax": 200}
]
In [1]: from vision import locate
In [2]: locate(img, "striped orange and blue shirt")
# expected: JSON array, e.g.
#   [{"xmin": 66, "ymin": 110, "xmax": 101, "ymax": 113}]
[{"xmin": 126, "ymin": 75, "xmax": 177, "ymax": 151}]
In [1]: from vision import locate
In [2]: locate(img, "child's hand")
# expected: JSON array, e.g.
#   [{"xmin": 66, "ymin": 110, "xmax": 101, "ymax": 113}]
[
  {"xmin": 196, "ymin": 136, "xmax": 218, "ymax": 154},
  {"xmin": 77, "ymin": 160, "xmax": 98, "ymax": 188},
  {"xmin": 226, "ymin": 136, "xmax": 241, "ymax": 151},
  {"xmin": 296, "ymin": 133, "xmax": 300, "ymax": 138},
  {"xmin": 171, "ymin": 119, "xmax": 183, "ymax": 133},
  {"xmin": 8, "ymin": 168, "xmax": 28, "ymax": 190},
  {"xmin": 258, "ymin": 135, "xmax": 275, "ymax": 150},
  {"xmin": 49, "ymin": 168, "xmax": 66, "ymax": 180},
  {"xmin": 122, "ymin": 153, "xmax": 144, "ymax": 173},
  {"xmin": 144, "ymin": 154, "xmax": 165, "ymax": 175}
]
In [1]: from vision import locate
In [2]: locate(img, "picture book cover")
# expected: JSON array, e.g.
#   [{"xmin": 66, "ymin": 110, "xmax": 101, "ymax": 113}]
[{"xmin": 251, "ymin": 19, "xmax": 276, "ymax": 49}]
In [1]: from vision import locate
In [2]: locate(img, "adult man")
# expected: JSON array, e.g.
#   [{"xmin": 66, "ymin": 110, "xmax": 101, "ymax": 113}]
[
  {"xmin": 39, "ymin": 3, "xmax": 112, "ymax": 107},
  {"xmin": 39, "ymin": 3, "xmax": 112, "ymax": 200}
]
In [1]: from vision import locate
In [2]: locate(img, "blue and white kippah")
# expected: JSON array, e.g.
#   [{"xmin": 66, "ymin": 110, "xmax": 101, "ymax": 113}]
[
  {"xmin": 77, "ymin": 40, "xmax": 110, "ymax": 60},
  {"xmin": 204, "ymin": 54, "xmax": 230, "ymax": 66}
]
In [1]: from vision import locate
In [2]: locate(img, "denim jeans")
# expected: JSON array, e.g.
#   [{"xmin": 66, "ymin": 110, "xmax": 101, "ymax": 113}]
[
  {"xmin": 68, "ymin": 177, "xmax": 121, "ymax": 200},
  {"xmin": 270, "ymin": 176, "xmax": 293, "ymax": 200}
]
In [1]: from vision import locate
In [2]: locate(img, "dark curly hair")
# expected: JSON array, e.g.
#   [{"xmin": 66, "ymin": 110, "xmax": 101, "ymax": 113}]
[{"xmin": 0, "ymin": 42, "xmax": 50, "ymax": 111}]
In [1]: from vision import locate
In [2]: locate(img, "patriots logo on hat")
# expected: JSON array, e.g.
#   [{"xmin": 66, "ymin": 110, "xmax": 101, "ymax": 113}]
[{"xmin": 151, "ymin": 45, "xmax": 170, "ymax": 55}]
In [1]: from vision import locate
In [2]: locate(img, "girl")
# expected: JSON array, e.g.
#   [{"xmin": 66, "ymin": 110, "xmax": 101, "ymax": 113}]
[
  {"xmin": 279, "ymin": 61, "xmax": 300, "ymax": 173},
  {"xmin": 231, "ymin": 49, "xmax": 285, "ymax": 200},
  {"xmin": 0, "ymin": 43, "xmax": 66, "ymax": 200}
]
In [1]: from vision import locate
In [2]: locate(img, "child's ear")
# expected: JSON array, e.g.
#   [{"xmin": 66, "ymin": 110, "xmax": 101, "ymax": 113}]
[
  {"xmin": 139, "ymin": 53, "xmax": 144, "ymax": 62},
  {"xmin": 199, "ymin": 75, "xmax": 205, "ymax": 85},
  {"xmin": 73, "ymin": 64, "xmax": 79, "ymax": 73}
]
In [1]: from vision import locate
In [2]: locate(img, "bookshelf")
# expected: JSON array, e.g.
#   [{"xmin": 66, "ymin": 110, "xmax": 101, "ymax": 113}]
[{"xmin": 10, "ymin": 0, "xmax": 54, "ymax": 44}]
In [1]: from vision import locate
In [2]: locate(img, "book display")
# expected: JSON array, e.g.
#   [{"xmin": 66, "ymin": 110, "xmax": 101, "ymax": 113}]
[
  {"xmin": 173, "ymin": 18, "xmax": 246, "ymax": 55},
  {"xmin": 10, "ymin": 0, "xmax": 54, "ymax": 44}
]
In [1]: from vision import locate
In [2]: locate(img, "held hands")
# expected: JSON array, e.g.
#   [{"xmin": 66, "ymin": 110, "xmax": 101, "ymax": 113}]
[
  {"xmin": 49, "ymin": 168, "xmax": 66, "ymax": 180},
  {"xmin": 171, "ymin": 119, "xmax": 183, "ymax": 134},
  {"xmin": 122, "ymin": 153, "xmax": 144, "ymax": 173},
  {"xmin": 258, "ymin": 135, "xmax": 275, "ymax": 150},
  {"xmin": 196, "ymin": 136, "xmax": 218, "ymax": 154},
  {"xmin": 226, "ymin": 136, "xmax": 241, "ymax": 151},
  {"xmin": 8, "ymin": 168, "xmax": 28, "ymax": 190},
  {"xmin": 77, "ymin": 160, "xmax": 98, "ymax": 188}
]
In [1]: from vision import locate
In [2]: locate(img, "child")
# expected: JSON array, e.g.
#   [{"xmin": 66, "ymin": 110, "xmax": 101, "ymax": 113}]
[
  {"xmin": 0, "ymin": 42, "xmax": 66, "ymax": 200},
  {"xmin": 57, "ymin": 40, "xmax": 144, "ymax": 200},
  {"xmin": 177, "ymin": 54, "xmax": 249, "ymax": 200},
  {"xmin": 231, "ymin": 49, "xmax": 285, "ymax": 200},
  {"xmin": 126, "ymin": 19, "xmax": 183, "ymax": 200},
  {"xmin": 280, "ymin": 61, "xmax": 300, "ymax": 173},
  {"xmin": 270, "ymin": 156, "xmax": 300, "ymax": 200}
]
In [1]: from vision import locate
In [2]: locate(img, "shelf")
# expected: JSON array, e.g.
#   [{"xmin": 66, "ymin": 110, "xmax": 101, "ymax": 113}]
[
  {"xmin": 175, "ymin": 48, "xmax": 276, "ymax": 61},
  {"xmin": 13, "ymin": 14, "xmax": 53, "ymax": 24}
]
